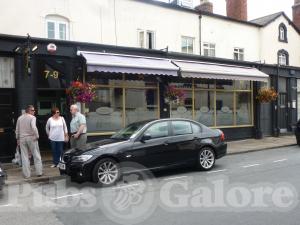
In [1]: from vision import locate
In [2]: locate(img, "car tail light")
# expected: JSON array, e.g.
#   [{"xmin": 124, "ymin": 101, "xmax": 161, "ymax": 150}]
[{"xmin": 220, "ymin": 132, "xmax": 225, "ymax": 142}]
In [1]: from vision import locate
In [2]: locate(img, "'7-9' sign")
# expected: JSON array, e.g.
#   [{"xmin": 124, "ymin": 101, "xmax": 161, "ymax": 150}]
[{"xmin": 44, "ymin": 70, "xmax": 59, "ymax": 79}]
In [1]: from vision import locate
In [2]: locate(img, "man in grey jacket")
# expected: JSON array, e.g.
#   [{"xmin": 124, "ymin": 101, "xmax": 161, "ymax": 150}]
[{"xmin": 16, "ymin": 105, "xmax": 43, "ymax": 178}]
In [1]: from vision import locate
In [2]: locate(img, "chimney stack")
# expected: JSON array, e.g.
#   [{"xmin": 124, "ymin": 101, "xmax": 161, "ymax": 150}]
[
  {"xmin": 293, "ymin": 0, "xmax": 300, "ymax": 30},
  {"xmin": 195, "ymin": 0, "xmax": 213, "ymax": 13},
  {"xmin": 226, "ymin": 0, "xmax": 247, "ymax": 21}
]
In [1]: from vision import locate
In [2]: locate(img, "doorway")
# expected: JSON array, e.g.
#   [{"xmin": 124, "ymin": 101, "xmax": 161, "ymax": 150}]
[
  {"xmin": 0, "ymin": 89, "xmax": 16, "ymax": 161},
  {"xmin": 36, "ymin": 90, "xmax": 68, "ymax": 150},
  {"xmin": 278, "ymin": 78, "xmax": 288, "ymax": 133}
]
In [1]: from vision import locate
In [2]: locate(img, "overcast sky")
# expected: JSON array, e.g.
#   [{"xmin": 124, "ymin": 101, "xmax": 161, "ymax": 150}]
[{"xmin": 159, "ymin": 0, "xmax": 295, "ymax": 20}]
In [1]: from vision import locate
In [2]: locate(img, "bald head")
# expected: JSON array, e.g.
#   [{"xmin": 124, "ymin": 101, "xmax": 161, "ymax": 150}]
[{"xmin": 70, "ymin": 104, "xmax": 79, "ymax": 115}]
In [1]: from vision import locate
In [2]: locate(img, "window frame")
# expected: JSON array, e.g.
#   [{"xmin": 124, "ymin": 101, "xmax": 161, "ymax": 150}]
[
  {"xmin": 142, "ymin": 121, "xmax": 170, "ymax": 140},
  {"xmin": 46, "ymin": 17, "xmax": 69, "ymax": 40},
  {"xmin": 170, "ymin": 80, "xmax": 254, "ymax": 129},
  {"xmin": 84, "ymin": 74, "xmax": 160, "ymax": 135},
  {"xmin": 203, "ymin": 42, "xmax": 216, "ymax": 57},
  {"xmin": 278, "ymin": 23, "xmax": 288, "ymax": 43},
  {"xmin": 170, "ymin": 120, "xmax": 193, "ymax": 136},
  {"xmin": 278, "ymin": 49, "xmax": 289, "ymax": 66},
  {"xmin": 233, "ymin": 47, "xmax": 244, "ymax": 61},
  {"xmin": 181, "ymin": 36, "xmax": 194, "ymax": 54},
  {"xmin": 137, "ymin": 29, "xmax": 156, "ymax": 49}
]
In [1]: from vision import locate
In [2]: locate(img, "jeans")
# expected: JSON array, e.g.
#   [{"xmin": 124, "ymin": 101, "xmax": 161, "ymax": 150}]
[
  {"xmin": 50, "ymin": 141, "xmax": 64, "ymax": 165},
  {"xmin": 20, "ymin": 136, "xmax": 43, "ymax": 178}
]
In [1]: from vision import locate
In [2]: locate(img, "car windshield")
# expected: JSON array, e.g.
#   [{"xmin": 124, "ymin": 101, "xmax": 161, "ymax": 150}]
[{"xmin": 111, "ymin": 121, "xmax": 148, "ymax": 140}]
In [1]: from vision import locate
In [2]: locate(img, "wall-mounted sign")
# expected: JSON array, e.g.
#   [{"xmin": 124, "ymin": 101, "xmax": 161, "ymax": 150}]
[
  {"xmin": 44, "ymin": 70, "xmax": 59, "ymax": 79},
  {"xmin": 47, "ymin": 43, "xmax": 57, "ymax": 53}
]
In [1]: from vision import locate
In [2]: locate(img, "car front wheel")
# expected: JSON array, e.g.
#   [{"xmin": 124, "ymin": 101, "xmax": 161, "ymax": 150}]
[
  {"xmin": 92, "ymin": 158, "xmax": 120, "ymax": 186},
  {"xmin": 198, "ymin": 147, "xmax": 215, "ymax": 171}
]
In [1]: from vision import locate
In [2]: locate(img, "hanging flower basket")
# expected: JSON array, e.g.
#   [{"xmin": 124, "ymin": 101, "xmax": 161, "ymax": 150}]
[
  {"xmin": 66, "ymin": 81, "xmax": 96, "ymax": 104},
  {"xmin": 256, "ymin": 87, "xmax": 278, "ymax": 103},
  {"xmin": 165, "ymin": 85, "xmax": 185, "ymax": 104}
]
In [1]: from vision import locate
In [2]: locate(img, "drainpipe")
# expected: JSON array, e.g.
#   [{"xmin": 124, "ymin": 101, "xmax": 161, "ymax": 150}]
[
  {"xmin": 275, "ymin": 64, "xmax": 280, "ymax": 137},
  {"xmin": 199, "ymin": 15, "xmax": 202, "ymax": 56}
]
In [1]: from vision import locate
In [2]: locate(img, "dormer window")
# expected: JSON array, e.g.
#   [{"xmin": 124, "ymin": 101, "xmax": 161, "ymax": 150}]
[{"xmin": 278, "ymin": 23, "xmax": 287, "ymax": 43}]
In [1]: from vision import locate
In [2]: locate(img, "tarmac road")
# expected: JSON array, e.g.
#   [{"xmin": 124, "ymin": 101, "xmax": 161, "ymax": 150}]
[{"xmin": 0, "ymin": 145, "xmax": 300, "ymax": 225}]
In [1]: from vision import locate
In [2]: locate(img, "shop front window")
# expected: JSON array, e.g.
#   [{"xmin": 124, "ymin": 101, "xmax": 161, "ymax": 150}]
[
  {"xmin": 86, "ymin": 87, "xmax": 123, "ymax": 132},
  {"xmin": 170, "ymin": 84, "xmax": 193, "ymax": 120},
  {"xmin": 236, "ymin": 92, "xmax": 252, "ymax": 125},
  {"xmin": 170, "ymin": 80, "xmax": 253, "ymax": 128},
  {"xmin": 85, "ymin": 75, "xmax": 159, "ymax": 133},
  {"xmin": 216, "ymin": 92, "xmax": 234, "ymax": 126},
  {"xmin": 125, "ymin": 88, "xmax": 158, "ymax": 125},
  {"xmin": 194, "ymin": 90, "xmax": 214, "ymax": 127}
]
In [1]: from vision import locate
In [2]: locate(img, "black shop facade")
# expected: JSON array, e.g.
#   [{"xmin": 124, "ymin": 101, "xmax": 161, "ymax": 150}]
[{"xmin": 0, "ymin": 34, "xmax": 298, "ymax": 162}]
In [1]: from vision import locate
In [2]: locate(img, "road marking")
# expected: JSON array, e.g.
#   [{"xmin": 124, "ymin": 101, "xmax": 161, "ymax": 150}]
[
  {"xmin": 207, "ymin": 169, "xmax": 227, "ymax": 174},
  {"xmin": 113, "ymin": 183, "xmax": 141, "ymax": 190},
  {"xmin": 273, "ymin": 159, "xmax": 288, "ymax": 163},
  {"xmin": 163, "ymin": 176, "xmax": 188, "ymax": 181},
  {"xmin": 242, "ymin": 163, "xmax": 260, "ymax": 168},
  {"xmin": 0, "ymin": 204, "xmax": 13, "ymax": 207},
  {"xmin": 51, "ymin": 193, "xmax": 83, "ymax": 200}
]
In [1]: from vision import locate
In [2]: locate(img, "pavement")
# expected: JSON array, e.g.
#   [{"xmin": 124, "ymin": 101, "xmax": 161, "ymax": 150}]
[
  {"xmin": 0, "ymin": 144, "xmax": 300, "ymax": 225},
  {"xmin": 2, "ymin": 135, "xmax": 297, "ymax": 186}
]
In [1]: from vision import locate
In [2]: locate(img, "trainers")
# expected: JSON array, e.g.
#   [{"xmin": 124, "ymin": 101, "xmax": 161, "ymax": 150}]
[
  {"xmin": 37, "ymin": 174, "xmax": 43, "ymax": 177},
  {"xmin": 50, "ymin": 165, "xmax": 56, "ymax": 168}
]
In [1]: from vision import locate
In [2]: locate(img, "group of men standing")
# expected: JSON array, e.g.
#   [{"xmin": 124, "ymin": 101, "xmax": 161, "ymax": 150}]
[{"xmin": 15, "ymin": 104, "xmax": 87, "ymax": 179}]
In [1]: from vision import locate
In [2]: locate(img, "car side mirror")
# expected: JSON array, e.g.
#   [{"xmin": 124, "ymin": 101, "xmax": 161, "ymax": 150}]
[{"xmin": 141, "ymin": 134, "xmax": 151, "ymax": 142}]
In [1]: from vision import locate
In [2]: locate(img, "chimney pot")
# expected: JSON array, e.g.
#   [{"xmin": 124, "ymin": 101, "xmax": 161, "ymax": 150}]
[{"xmin": 195, "ymin": 0, "xmax": 213, "ymax": 13}]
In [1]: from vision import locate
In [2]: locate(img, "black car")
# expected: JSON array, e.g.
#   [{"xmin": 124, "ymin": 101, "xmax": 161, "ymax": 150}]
[
  {"xmin": 0, "ymin": 163, "xmax": 6, "ymax": 191},
  {"xmin": 59, "ymin": 119, "xmax": 227, "ymax": 186},
  {"xmin": 295, "ymin": 119, "xmax": 300, "ymax": 145}
]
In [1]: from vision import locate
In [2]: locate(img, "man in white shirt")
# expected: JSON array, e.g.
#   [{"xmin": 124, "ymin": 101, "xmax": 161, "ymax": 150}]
[
  {"xmin": 16, "ymin": 105, "xmax": 43, "ymax": 178},
  {"xmin": 70, "ymin": 104, "xmax": 87, "ymax": 149}
]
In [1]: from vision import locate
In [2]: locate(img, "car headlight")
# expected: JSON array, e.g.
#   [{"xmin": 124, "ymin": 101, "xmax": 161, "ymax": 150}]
[{"xmin": 72, "ymin": 155, "xmax": 93, "ymax": 162}]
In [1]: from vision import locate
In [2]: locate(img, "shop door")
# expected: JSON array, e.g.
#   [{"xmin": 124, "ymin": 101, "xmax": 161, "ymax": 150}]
[
  {"xmin": 36, "ymin": 90, "xmax": 68, "ymax": 150},
  {"xmin": 0, "ymin": 89, "xmax": 16, "ymax": 161},
  {"xmin": 278, "ymin": 93, "xmax": 288, "ymax": 133}
]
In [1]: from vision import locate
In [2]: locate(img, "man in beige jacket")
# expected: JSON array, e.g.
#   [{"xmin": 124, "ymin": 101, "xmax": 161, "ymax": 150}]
[{"xmin": 16, "ymin": 105, "xmax": 43, "ymax": 178}]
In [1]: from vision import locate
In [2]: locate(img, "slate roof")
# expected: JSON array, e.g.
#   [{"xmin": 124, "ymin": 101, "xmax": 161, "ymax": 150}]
[{"xmin": 251, "ymin": 12, "xmax": 284, "ymax": 26}]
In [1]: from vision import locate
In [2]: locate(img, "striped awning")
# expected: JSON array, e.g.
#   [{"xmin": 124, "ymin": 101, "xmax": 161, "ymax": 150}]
[
  {"xmin": 173, "ymin": 60, "xmax": 269, "ymax": 82},
  {"xmin": 78, "ymin": 51, "xmax": 179, "ymax": 76}
]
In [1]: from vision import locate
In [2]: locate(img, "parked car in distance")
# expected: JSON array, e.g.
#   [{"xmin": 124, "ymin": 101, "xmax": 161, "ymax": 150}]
[
  {"xmin": 0, "ymin": 163, "xmax": 6, "ymax": 191},
  {"xmin": 59, "ymin": 119, "xmax": 227, "ymax": 186}
]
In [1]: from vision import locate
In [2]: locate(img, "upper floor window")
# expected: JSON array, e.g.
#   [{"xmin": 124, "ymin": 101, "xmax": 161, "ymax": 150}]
[
  {"xmin": 46, "ymin": 15, "xmax": 69, "ymax": 40},
  {"xmin": 278, "ymin": 49, "xmax": 289, "ymax": 66},
  {"xmin": 181, "ymin": 36, "xmax": 194, "ymax": 54},
  {"xmin": 233, "ymin": 47, "xmax": 244, "ymax": 61},
  {"xmin": 138, "ymin": 30, "xmax": 155, "ymax": 49},
  {"xmin": 278, "ymin": 23, "xmax": 288, "ymax": 43},
  {"xmin": 203, "ymin": 42, "xmax": 216, "ymax": 57}
]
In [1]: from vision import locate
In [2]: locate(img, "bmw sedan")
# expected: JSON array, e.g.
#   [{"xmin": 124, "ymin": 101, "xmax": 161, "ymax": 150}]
[{"xmin": 59, "ymin": 119, "xmax": 227, "ymax": 186}]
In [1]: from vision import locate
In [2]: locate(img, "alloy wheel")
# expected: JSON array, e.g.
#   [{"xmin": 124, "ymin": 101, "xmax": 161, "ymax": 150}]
[
  {"xmin": 199, "ymin": 148, "xmax": 215, "ymax": 170},
  {"xmin": 97, "ymin": 161, "xmax": 119, "ymax": 185}
]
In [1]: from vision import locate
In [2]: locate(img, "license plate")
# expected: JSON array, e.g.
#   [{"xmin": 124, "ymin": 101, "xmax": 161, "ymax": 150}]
[{"xmin": 58, "ymin": 163, "xmax": 66, "ymax": 170}]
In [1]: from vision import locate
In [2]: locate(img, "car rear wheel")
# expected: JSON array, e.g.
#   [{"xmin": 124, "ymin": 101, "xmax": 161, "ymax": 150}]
[
  {"xmin": 92, "ymin": 158, "xmax": 120, "ymax": 186},
  {"xmin": 197, "ymin": 147, "xmax": 215, "ymax": 171}
]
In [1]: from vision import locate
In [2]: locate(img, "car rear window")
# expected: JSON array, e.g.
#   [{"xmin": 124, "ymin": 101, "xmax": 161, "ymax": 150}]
[{"xmin": 171, "ymin": 121, "xmax": 192, "ymax": 135}]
